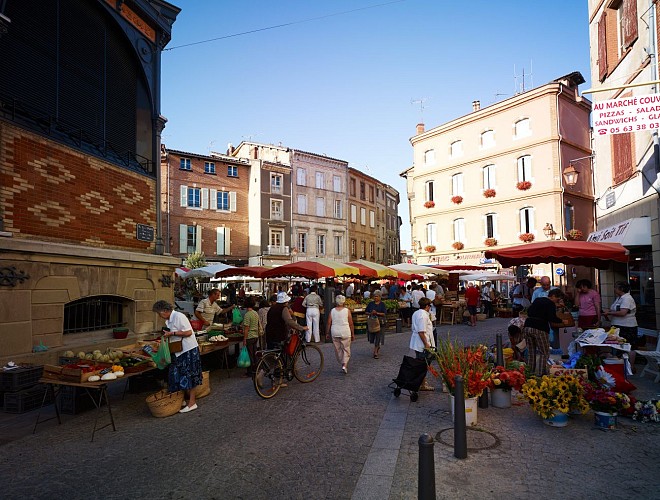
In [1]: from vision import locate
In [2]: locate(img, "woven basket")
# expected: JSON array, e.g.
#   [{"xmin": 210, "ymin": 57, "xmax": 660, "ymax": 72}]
[
  {"xmin": 195, "ymin": 371, "xmax": 211, "ymax": 399},
  {"xmin": 145, "ymin": 389, "xmax": 184, "ymax": 418}
]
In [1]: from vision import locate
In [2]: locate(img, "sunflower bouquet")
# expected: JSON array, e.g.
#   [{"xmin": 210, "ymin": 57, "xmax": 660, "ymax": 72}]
[
  {"xmin": 430, "ymin": 337, "xmax": 491, "ymax": 398},
  {"xmin": 522, "ymin": 375, "xmax": 589, "ymax": 419}
]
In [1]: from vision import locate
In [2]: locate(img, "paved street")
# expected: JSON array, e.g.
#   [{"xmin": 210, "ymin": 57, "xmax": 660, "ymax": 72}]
[{"xmin": 1, "ymin": 318, "xmax": 659, "ymax": 499}]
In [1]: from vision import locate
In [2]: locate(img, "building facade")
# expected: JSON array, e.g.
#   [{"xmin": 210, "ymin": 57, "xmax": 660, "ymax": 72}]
[
  {"xmin": 588, "ymin": 0, "xmax": 658, "ymax": 331},
  {"xmin": 404, "ymin": 73, "xmax": 593, "ymax": 278},
  {"xmin": 290, "ymin": 150, "xmax": 348, "ymax": 261},
  {"xmin": 384, "ymin": 185, "xmax": 402, "ymax": 265},
  {"xmin": 347, "ymin": 168, "xmax": 379, "ymax": 262},
  {"xmin": 161, "ymin": 148, "xmax": 250, "ymax": 265},
  {"xmin": 0, "ymin": 0, "xmax": 180, "ymax": 363}
]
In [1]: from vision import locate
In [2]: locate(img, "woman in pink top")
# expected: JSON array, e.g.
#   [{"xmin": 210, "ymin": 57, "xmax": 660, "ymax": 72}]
[{"xmin": 576, "ymin": 279, "xmax": 601, "ymax": 329}]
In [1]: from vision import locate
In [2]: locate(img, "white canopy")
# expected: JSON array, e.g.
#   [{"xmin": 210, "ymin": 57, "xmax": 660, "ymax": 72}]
[
  {"xmin": 460, "ymin": 272, "xmax": 516, "ymax": 282},
  {"xmin": 388, "ymin": 263, "xmax": 448, "ymax": 277},
  {"xmin": 181, "ymin": 263, "xmax": 235, "ymax": 278}
]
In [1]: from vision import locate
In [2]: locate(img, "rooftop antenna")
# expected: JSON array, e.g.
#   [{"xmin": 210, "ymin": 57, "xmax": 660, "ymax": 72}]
[
  {"xmin": 411, "ymin": 97, "xmax": 428, "ymax": 122},
  {"xmin": 513, "ymin": 62, "xmax": 534, "ymax": 94}
]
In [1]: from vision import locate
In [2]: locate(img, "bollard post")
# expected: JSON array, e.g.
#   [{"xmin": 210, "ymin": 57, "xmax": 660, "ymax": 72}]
[
  {"xmin": 396, "ymin": 318, "xmax": 403, "ymax": 333},
  {"xmin": 418, "ymin": 433, "xmax": 436, "ymax": 500},
  {"xmin": 453, "ymin": 376, "xmax": 468, "ymax": 459},
  {"xmin": 496, "ymin": 332, "xmax": 504, "ymax": 367},
  {"xmin": 478, "ymin": 387, "xmax": 489, "ymax": 408}
]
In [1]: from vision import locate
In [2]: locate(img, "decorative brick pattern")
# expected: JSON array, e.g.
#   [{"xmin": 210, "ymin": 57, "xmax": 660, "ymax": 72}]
[{"xmin": 0, "ymin": 122, "xmax": 156, "ymax": 251}]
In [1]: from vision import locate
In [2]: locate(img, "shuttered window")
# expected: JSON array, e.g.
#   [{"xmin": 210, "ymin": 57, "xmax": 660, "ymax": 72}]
[
  {"xmin": 611, "ymin": 132, "xmax": 634, "ymax": 185},
  {"xmin": 621, "ymin": 0, "xmax": 638, "ymax": 50},
  {"xmin": 598, "ymin": 11, "xmax": 608, "ymax": 81}
]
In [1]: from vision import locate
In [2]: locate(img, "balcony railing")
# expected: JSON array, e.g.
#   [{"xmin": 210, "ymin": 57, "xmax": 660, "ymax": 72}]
[{"xmin": 266, "ymin": 245, "xmax": 289, "ymax": 255}]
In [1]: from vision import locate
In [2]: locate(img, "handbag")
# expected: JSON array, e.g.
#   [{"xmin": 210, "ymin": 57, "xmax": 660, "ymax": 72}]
[
  {"xmin": 168, "ymin": 337, "xmax": 183, "ymax": 354},
  {"xmin": 237, "ymin": 345, "xmax": 251, "ymax": 368},
  {"xmin": 367, "ymin": 316, "xmax": 381, "ymax": 333}
]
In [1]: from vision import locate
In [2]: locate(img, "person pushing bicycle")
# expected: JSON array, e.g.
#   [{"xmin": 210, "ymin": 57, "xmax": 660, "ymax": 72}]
[{"xmin": 266, "ymin": 292, "xmax": 309, "ymax": 350}]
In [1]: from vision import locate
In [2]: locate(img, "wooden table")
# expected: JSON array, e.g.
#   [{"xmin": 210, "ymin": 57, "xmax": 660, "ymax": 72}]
[{"xmin": 34, "ymin": 365, "xmax": 158, "ymax": 442}]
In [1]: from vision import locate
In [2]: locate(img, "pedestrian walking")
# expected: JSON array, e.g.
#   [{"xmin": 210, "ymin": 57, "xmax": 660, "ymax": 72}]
[
  {"xmin": 326, "ymin": 295, "xmax": 355, "ymax": 374},
  {"xmin": 366, "ymin": 290, "xmax": 387, "ymax": 359},
  {"xmin": 410, "ymin": 297, "xmax": 435, "ymax": 391},
  {"xmin": 302, "ymin": 285, "xmax": 324, "ymax": 343}
]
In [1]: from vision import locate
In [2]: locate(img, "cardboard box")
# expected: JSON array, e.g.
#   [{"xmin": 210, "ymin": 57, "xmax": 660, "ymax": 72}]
[{"xmin": 549, "ymin": 366, "xmax": 588, "ymax": 380}]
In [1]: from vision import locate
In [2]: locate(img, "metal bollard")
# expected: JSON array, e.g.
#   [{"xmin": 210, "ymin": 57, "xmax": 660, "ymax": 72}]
[
  {"xmin": 418, "ymin": 433, "xmax": 436, "ymax": 500},
  {"xmin": 453, "ymin": 376, "xmax": 468, "ymax": 459},
  {"xmin": 479, "ymin": 387, "xmax": 489, "ymax": 408},
  {"xmin": 396, "ymin": 318, "xmax": 403, "ymax": 333},
  {"xmin": 496, "ymin": 332, "xmax": 504, "ymax": 367}
]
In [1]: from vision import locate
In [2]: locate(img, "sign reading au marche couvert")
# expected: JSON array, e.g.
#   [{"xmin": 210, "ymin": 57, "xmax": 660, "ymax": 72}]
[{"xmin": 593, "ymin": 93, "xmax": 660, "ymax": 137}]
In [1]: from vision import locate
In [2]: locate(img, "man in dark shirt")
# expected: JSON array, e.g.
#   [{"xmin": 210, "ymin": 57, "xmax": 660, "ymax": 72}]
[{"xmin": 523, "ymin": 288, "xmax": 564, "ymax": 376}]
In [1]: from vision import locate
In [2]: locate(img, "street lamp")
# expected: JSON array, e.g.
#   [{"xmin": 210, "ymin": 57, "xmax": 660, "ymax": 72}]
[
  {"xmin": 543, "ymin": 223, "xmax": 557, "ymax": 239},
  {"xmin": 562, "ymin": 163, "xmax": 580, "ymax": 187}
]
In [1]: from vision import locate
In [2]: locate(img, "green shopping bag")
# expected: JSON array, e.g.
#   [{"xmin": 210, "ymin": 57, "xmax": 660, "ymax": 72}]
[
  {"xmin": 151, "ymin": 336, "xmax": 172, "ymax": 369},
  {"xmin": 237, "ymin": 345, "xmax": 251, "ymax": 368},
  {"xmin": 232, "ymin": 307, "xmax": 244, "ymax": 325}
]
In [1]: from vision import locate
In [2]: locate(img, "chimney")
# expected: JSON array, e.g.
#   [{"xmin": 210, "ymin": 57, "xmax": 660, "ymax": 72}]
[
  {"xmin": 227, "ymin": 142, "xmax": 234, "ymax": 155},
  {"xmin": 416, "ymin": 123, "xmax": 425, "ymax": 134},
  {"xmin": 472, "ymin": 100, "xmax": 480, "ymax": 112}
]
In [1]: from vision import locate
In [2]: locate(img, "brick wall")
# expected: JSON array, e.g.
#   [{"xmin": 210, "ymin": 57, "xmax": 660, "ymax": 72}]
[{"xmin": 0, "ymin": 120, "xmax": 156, "ymax": 251}]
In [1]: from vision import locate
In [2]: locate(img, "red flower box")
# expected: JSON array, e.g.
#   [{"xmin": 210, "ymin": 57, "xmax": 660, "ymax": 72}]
[
  {"xmin": 424, "ymin": 200, "xmax": 435, "ymax": 208},
  {"xmin": 566, "ymin": 229, "xmax": 583, "ymax": 240},
  {"xmin": 484, "ymin": 238, "xmax": 497, "ymax": 247},
  {"xmin": 424, "ymin": 245, "xmax": 436, "ymax": 253},
  {"xmin": 483, "ymin": 189, "xmax": 496, "ymax": 198},
  {"xmin": 452, "ymin": 241, "xmax": 464, "ymax": 250},
  {"xmin": 451, "ymin": 195, "xmax": 463, "ymax": 204},
  {"xmin": 519, "ymin": 232, "xmax": 535, "ymax": 243},
  {"xmin": 516, "ymin": 181, "xmax": 532, "ymax": 191}
]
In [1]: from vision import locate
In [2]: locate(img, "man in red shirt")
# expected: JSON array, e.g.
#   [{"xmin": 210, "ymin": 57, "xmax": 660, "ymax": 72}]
[{"xmin": 464, "ymin": 282, "xmax": 480, "ymax": 327}]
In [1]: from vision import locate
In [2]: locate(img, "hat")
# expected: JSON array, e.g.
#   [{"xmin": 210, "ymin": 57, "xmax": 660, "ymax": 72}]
[{"xmin": 276, "ymin": 292, "xmax": 291, "ymax": 303}]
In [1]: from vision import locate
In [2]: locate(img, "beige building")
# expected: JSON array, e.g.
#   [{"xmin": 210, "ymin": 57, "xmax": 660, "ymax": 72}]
[
  {"xmin": 588, "ymin": 0, "xmax": 657, "ymax": 331},
  {"xmin": 403, "ymin": 73, "xmax": 593, "ymax": 275},
  {"xmin": 290, "ymin": 150, "xmax": 348, "ymax": 261}
]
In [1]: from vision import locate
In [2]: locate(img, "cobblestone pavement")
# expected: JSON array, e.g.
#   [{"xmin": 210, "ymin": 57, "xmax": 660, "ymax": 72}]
[{"xmin": 1, "ymin": 319, "xmax": 659, "ymax": 499}]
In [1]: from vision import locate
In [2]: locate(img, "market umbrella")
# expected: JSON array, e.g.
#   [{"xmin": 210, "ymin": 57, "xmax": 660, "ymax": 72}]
[
  {"xmin": 389, "ymin": 263, "xmax": 449, "ymax": 278},
  {"xmin": 175, "ymin": 267, "xmax": 190, "ymax": 277},
  {"xmin": 346, "ymin": 259, "xmax": 398, "ymax": 279},
  {"xmin": 182, "ymin": 263, "xmax": 236, "ymax": 278},
  {"xmin": 214, "ymin": 266, "xmax": 268, "ymax": 279},
  {"xmin": 431, "ymin": 264, "xmax": 486, "ymax": 272},
  {"xmin": 261, "ymin": 258, "xmax": 361, "ymax": 280},
  {"xmin": 484, "ymin": 240, "xmax": 629, "ymax": 270},
  {"xmin": 459, "ymin": 272, "xmax": 517, "ymax": 282}
]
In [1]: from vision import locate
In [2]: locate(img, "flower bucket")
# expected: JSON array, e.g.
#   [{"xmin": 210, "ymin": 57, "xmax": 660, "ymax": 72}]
[
  {"xmin": 594, "ymin": 411, "xmax": 617, "ymax": 429},
  {"xmin": 543, "ymin": 410, "xmax": 569, "ymax": 427},
  {"xmin": 491, "ymin": 388, "xmax": 512, "ymax": 408},
  {"xmin": 449, "ymin": 395, "xmax": 478, "ymax": 427}
]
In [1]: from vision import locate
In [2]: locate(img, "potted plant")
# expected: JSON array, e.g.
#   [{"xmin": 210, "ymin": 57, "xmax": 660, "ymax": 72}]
[
  {"xmin": 521, "ymin": 374, "xmax": 588, "ymax": 426},
  {"xmin": 583, "ymin": 381, "xmax": 631, "ymax": 429},
  {"xmin": 566, "ymin": 229, "xmax": 583, "ymax": 240},
  {"xmin": 424, "ymin": 245, "xmax": 436, "ymax": 253},
  {"xmin": 484, "ymin": 237, "xmax": 497, "ymax": 247},
  {"xmin": 450, "ymin": 195, "xmax": 463, "ymax": 204},
  {"xmin": 516, "ymin": 181, "xmax": 532, "ymax": 190},
  {"xmin": 488, "ymin": 364, "xmax": 526, "ymax": 408},
  {"xmin": 452, "ymin": 241, "xmax": 464, "ymax": 250},
  {"xmin": 483, "ymin": 188, "xmax": 496, "ymax": 198},
  {"xmin": 429, "ymin": 338, "xmax": 491, "ymax": 426},
  {"xmin": 519, "ymin": 232, "xmax": 535, "ymax": 243},
  {"xmin": 424, "ymin": 200, "xmax": 435, "ymax": 208}
]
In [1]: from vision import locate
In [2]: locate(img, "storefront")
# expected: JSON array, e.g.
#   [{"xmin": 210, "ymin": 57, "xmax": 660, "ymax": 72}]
[{"xmin": 587, "ymin": 217, "xmax": 655, "ymax": 330}]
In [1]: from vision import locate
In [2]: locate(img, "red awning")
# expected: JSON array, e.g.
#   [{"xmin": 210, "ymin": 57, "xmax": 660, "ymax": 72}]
[
  {"xmin": 484, "ymin": 240, "xmax": 629, "ymax": 270},
  {"xmin": 214, "ymin": 266, "xmax": 268, "ymax": 279}
]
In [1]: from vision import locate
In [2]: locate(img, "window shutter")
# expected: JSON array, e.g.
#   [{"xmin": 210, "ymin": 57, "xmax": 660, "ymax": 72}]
[
  {"xmin": 612, "ymin": 132, "xmax": 634, "ymax": 184},
  {"xmin": 229, "ymin": 192, "xmax": 237, "ymax": 212},
  {"xmin": 519, "ymin": 210, "xmax": 526, "ymax": 234},
  {"xmin": 210, "ymin": 189, "xmax": 217, "ymax": 210},
  {"xmin": 225, "ymin": 227, "xmax": 231, "ymax": 255},
  {"xmin": 622, "ymin": 0, "xmax": 638, "ymax": 49},
  {"xmin": 201, "ymin": 188, "xmax": 209, "ymax": 209},
  {"xmin": 529, "ymin": 208, "xmax": 535, "ymax": 234},
  {"xmin": 179, "ymin": 224, "xmax": 187, "ymax": 253},
  {"xmin": 216, "ymin": 227, "xmax": 224, "ymax": 255},
  {"xmin": 180, "ymin": 186, "xmax": 188, "ymax": 207},
  {"xmin": 598, "ymin": 11, "xmax": 608, "ymax": 81},
  {"xmin": 195, "ymin": 225, "xmax": 203, "ymax": 253}
]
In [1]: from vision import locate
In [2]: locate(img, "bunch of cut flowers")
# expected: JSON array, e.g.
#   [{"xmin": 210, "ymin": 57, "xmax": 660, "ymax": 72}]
[
  {"xmin": 631, "ymin": 399, "xmax": 660, "ymax": 423},
  {"xmin": 522, "ymin": 374, "xmax": 588, "ymax": 419},
  {"xmin": 429, "ymin": 336, "xmax": 491, "ymax": 398},
  {"xmin": 582, "ymin": 381, "xmax": 631, "ymax": 414},
  {"xmin": 488, "ymin": 364, "xmax": 526, "ymax": 392}
]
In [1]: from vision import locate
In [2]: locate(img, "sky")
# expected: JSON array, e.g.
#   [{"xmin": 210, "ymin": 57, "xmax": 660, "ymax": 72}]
[{"xmin": 160, "ymin": 0, "xmax": 592, "ymax": 251}]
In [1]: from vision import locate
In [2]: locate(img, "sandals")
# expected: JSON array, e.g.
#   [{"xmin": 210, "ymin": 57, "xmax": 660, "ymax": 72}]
[{"xmin": 373, "ymin": 354, "xmax": 379, "ymax": 359}]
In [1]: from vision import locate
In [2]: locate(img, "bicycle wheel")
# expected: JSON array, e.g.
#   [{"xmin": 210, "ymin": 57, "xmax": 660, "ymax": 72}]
[
  {"xmin": 293, "ymin": 344, "xmax": 323, "ymax": 383},
  {"xmin": 253, "ymin": 353, "xmax": 283, "ymax": 399}
]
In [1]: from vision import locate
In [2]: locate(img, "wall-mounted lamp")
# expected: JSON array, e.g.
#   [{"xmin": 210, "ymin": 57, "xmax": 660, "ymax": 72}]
[
  {"xmin": 562, "ymin": 163, "xmax": 580, "ymax": 187},
  {"xmin": 543, "ymin": 222, "xmax": 557, "ymax": 239}
]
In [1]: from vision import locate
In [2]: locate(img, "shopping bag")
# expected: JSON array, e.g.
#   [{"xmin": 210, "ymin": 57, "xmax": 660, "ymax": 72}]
[
  {"xmin": 232, "ymin": 307, "xmax": 244, "ymax": 325},
  {"xmin": 237, "ymin": 345, "xmax": 251, "ymax": 368},
  {"xmin": 151, "ymin": 336, "xmax": 171, "ymax": 369},
  {"xmin": 367, "ymin": 316, "xmax": 381, "ymax": 333}
]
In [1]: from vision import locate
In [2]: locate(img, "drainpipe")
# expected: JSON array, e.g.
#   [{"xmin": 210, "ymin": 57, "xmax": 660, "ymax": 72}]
[
  {"xmin": 556, "ymin": 83, "xmax": 565, "ymax": 243},
  {"xmin": 651, "ymin": 0, "xmax": 660, "ymax": 176},
  {"xmin": 153, "ymin": 31, "xmax": 166, "ymax": 256}
]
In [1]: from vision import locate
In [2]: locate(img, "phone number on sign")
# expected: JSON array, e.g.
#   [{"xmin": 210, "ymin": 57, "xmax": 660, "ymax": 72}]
[{"xmin": 603, "ymin": 123, "xmax": 660, "ymax": 134}]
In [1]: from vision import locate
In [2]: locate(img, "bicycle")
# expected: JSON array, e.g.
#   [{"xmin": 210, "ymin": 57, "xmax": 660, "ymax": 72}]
[{"xmin": 253, "ymin": 330, "xmax": 324, "ymax": 399}]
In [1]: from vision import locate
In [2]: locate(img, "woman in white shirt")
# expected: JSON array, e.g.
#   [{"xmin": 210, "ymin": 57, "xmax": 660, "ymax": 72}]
[{"xmin": 326, "ymin": 295, "xmax": 355, "ymax": 374}]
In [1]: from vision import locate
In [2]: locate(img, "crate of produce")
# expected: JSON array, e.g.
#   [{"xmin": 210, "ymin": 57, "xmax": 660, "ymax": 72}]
[
  {"xmin": 0, "ymin": 365, "xmax": 44, "ymax": 392},
  {"xmin": 4, "ymin": 384, "xmax": 52, "ymax": 414}
]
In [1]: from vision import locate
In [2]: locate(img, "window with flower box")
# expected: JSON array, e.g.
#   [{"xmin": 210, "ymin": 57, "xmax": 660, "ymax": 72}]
[
  {"xmin": 453, "ymin": 218, "xmax": 465, "ymax": 243},
  {"xmin": 426, "ymin": 223, "xmax": 437, "ymax": 246},
  {"xmin": 452, "ymin": 173, "xmax": 464, "ymax": 196},
  {"xmin": 425, "ymin": 180, "xmax": 434, "ymax": 202},
  {"xmin": 517, "ymin": 155, "xmax": 532, "ymax": 182},
  {"xmin": 483, "ymin": 164, "xmax": 496, "ymax": 190},
  {"xmin": 519, "ymin": 207, "xmax": 535, "ymax": 234}
]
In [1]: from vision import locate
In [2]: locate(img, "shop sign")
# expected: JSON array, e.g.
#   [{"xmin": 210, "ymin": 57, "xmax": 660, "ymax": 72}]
[{"xmin": 593, "ymin": 93, "xmax": 660, "ymax": 137}]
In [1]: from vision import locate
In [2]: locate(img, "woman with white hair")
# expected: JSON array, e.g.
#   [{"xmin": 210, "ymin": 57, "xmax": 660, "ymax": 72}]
[{"xmin": 326, "ymin": 294, "xmax": 355, "ymax": 374}]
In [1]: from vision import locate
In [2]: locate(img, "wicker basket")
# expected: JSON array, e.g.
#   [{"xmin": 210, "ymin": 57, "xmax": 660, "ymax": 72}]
[
  {"xmin": 145, "ymin": 389, "xmax": 184, "ymax": 418},
  {"xmin": 195, "ymin": 371, "xmax": 211, "ymax": 399}
]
